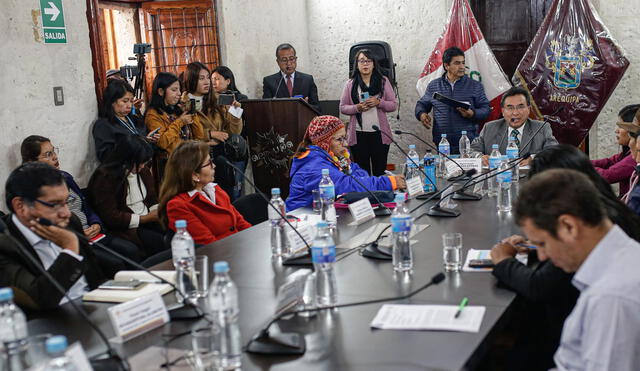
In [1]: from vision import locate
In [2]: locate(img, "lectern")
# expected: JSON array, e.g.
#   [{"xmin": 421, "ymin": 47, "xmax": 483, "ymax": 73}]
[{"xmin": 243, "ymin": 98, "xmax": 319, "ymax": 198}]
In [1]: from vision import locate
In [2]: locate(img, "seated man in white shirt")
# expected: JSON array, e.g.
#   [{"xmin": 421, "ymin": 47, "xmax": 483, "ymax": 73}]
[
  {"xmin": 0, "ymin": 162, "xmax": 110, "ymax": 311},
  {"xmin": 514, "ymin": 168, "xmax": 640, "ymax": 370}
]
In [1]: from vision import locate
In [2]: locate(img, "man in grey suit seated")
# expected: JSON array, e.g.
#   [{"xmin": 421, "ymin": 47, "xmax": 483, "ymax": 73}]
[{"xmin": 470, "ymin": 86, "xmax": 558, "ymax": 165}]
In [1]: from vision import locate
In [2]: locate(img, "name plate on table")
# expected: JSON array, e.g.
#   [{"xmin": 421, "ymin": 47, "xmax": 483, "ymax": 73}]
[
  {"xmin": 446, "ymin": 158, "xmax": 482, "ymax": 176},
  {"xmin": 108, "ymin": 291, "xmax": 169, "ymax": 342},
  {"xmin": 275, "ymin": 269, "xmax": 311, "ymax": 315},
  {"xmin": 406, "ymin": 176, "xmax": 424, "ymax": 198},
  {"xmin": 348, "ymin": 197, "xmax": 375, "ymax": 224},
  {"xmin": 286, "ymin": 222, "xmax": 313, "ymax": 256}
]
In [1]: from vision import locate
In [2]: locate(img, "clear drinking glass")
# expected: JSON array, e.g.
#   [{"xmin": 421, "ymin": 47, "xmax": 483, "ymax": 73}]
[
  {"xmin": 312, "ymin": 189, "xmax": 322, "ymax": 213},
  {"xmin": 195, "ymin": 255, "xmax": 209, "ymax": 298},
  {"xmin": 26, "ymin": 333, "xmax": 52, "ymax": 367},
  {"xmin": 442, "ymin": 232, "xmax": 463, "ymax": 272},
  {"xmin": 191, "ymin": 327, "xmax": 221, "ymax": 371}
]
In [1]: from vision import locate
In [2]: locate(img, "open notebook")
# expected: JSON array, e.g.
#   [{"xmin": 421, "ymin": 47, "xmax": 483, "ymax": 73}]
[{"xmin": 83, "ymin": 270, "xmax": 176, "ymax": 303}]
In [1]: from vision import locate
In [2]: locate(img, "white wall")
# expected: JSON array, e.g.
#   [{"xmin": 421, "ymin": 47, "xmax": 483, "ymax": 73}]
[
  {"xmin": 589, "ymin": 0, "xmax": 640, "ymax": 159},
  {"xmin": 0, "ymin": 1, "xmax": 98, "ymax": 211},
  {"xmin": 217, "ymin": 0, "xmax": 310, "ymax": 99}
]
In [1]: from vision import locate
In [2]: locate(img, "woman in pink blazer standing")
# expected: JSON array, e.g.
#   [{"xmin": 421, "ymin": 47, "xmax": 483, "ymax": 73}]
[{"xmin": 339, "ymin": 49, "xmax": 398, "ymax": 176}]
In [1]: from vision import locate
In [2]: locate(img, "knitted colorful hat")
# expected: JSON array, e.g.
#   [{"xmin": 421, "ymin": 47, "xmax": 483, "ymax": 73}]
[{"xmin": 304, "ymin": 115, "xmax": 345, "ymax": 152}]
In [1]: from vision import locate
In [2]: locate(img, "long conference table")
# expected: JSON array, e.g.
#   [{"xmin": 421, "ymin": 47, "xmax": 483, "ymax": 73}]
[{"xmin": 27, "ymin": 182, "xmax": 523, "ymax": 370}]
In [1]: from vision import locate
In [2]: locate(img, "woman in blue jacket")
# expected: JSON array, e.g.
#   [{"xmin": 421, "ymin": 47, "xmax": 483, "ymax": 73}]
[{"xmin": 286, "ymin": 115, "xmax": 405, "ymax": 211}]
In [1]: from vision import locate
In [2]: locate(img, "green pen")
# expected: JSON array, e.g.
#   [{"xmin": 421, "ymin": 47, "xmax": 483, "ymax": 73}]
[{"xmin": 454, "ymin": 297, "xmax": 469, "ymax": 318}]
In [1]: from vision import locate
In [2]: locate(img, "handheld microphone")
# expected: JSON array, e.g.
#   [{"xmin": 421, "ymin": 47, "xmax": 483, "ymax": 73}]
[
  {"xmin": 216, "ymin": 156, "xmax": 313, "ymax": 266},
  {"xmin": 518, "ymin": 106, "xmax": 563, "ymax": 156},
  {"xmin": 37, "ymin": 218, "xmax": 206, "ymax": 321},
  {"xmin": 393, "ymin": 129, "xmax": 469, "ymax": 181},
  {"xmin": 246, "ymin": 272, "xmax": 446, "ymax": 355},
  {"xmin": 0, "ymin": 219, "xmax": 130, "ymax": 371},
  {"xmin": 371, "ymin": 125, "xmax": 437, "ymax": 190}
]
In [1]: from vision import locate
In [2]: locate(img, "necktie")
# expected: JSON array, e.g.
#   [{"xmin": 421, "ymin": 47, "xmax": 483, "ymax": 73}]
[
  {"xmin": 512, "ymin": 129, "xmax": 520, "ymax": 147},
  {"xmin": 286, "ymin": 75, "xmax": 293, "ymax": 97}
]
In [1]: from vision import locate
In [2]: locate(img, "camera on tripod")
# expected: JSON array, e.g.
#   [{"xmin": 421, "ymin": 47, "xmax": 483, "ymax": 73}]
[
  {"xmin": 133, "ymin": 43, "xmax": 151, "ymax": 55},
  {"xmin": 117, "ymin": 43, "xmax": 152, "ymax": 99}
]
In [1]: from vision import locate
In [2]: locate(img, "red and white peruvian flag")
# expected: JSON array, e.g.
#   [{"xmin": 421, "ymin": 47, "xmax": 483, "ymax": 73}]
[{"xmin": 416, "ymin": 0, "xmax": 511, "ymax": 123}]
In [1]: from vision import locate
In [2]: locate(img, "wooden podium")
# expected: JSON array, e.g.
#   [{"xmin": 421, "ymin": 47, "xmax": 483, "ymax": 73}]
[{"xmin": 243, "ymin": 98, "xmax": 319, "ymax": 198}]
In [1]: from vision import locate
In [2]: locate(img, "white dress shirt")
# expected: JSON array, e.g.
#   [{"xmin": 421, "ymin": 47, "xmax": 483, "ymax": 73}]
[
  {"xmin": 554, "ymin": 225, "xmax": 640, "ymax": 371},
  {"xmin": 12, "ymin": 215, "xmax": 89, "ymax": 304},
  {"xmin": 188, "ymin": 183, "xmax": 218, "ymax": 206},
  {"xmin": 126, "ymin": 172, "xmax": 150, "ymax": 228},
  {"xmin": 508, "ymin": 121, "xmax": 526, "ymax": 143}
]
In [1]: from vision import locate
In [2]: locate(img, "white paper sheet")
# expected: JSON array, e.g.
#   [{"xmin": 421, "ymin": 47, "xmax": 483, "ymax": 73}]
[{"xmin": 371, "ymin": 304, "xmax": 485, "ymax": 333}]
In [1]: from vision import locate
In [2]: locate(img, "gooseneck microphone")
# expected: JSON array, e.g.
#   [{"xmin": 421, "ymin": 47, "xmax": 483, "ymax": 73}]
[
  {"xmin": 425, "ymin": 168, "xmax": 478, "ymax": 217},
  {"xmin": 37, "ymin": 218, "xmax": 207, "ymax": 321},
  {"xmin": 518, "ymin": 106, "xmax": 564, "ymax": 156},
  {"xmin": 246, "ymin": 272, "xmax": 446, "ymax": 355},
  {"xmin": 456, "ymin": 154, "xmax": 531, "ymax": 193},
  {"xmin": 371, "ymin": 125, "xmax": 437, "ymax": 189},
  {"xmin": 0, "ymin": 219, "xmax": 130, "ymax": 371},
  {"xmin": 217, "ymin": 156, "xmax": 313, "ymax": 266},
  {"xmin": 274, "ymin": 74, "xmax": 285, "ymax": 98},
  {"xmin": 393, "ymin": 129, "xmax": 470, "ymax": 181}
]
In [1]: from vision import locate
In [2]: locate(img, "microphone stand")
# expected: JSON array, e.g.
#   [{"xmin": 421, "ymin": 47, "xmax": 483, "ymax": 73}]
[
  {"xmin": 458, "ymin": 155, "xmax": 530, "ymax": 192},
  {"xmin": 518, "ymin": 106, "xmax": 563, "ymax": 156},
  {"xmin": 393, "ymin": 130, "xmax": 471, "ymax": 182},
  {"xmin": 0, "ymin": 220, "xmax": 130, "ymax": 371},
  {"xmin": 218, "ymin": 156, "xmax": 314, "ymax": 266},
  {"xmin": 246, "ymin": 272, "xmax": 446, "ymax": 355}
]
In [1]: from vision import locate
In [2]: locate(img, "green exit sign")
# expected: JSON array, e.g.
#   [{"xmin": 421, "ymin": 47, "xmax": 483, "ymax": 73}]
[{"xmin": 39, "ymin": 0, "xmax": 67, "ymax": 44}]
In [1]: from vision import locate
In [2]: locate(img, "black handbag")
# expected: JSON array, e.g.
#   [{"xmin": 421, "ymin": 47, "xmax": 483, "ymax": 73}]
[{"xmin": 223, "ymin": 133, "xmax": 248, "ymax": 162}]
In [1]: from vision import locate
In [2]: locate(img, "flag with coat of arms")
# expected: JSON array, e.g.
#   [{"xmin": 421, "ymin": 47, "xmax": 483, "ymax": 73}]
[{"xmin": 416, "ymin": 0, "xmax": 511, "ymax": 124}]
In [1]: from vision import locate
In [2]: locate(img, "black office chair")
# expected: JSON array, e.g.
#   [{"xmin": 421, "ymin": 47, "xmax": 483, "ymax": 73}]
[{"xmin": 232, "ymin": 193, "xmax": 269, "ymax": 225}]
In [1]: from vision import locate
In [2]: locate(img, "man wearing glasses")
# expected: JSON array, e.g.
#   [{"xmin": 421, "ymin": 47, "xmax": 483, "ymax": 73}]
[
  {"xmin": 0, "ymin": 163, "xmax": 108, "ymax": 310},
  {"xmin": 262, "ymin": 43, "xmax": 320, "ymax": 111},
  {"xmin": 470, "ymin": 86, "xmax": 558, "ymax": 165}
]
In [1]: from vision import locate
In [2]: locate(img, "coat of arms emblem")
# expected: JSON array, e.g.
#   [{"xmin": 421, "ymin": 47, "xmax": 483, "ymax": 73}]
[{"xmin": 545, "ymin": 37, "xmax": 596, "ymax": 89}]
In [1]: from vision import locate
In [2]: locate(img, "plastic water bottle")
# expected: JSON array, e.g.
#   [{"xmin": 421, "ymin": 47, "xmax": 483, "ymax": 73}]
[
  {"xmin": 269, "ymin": 188, "xmax": 288, "ymax": 257},
  {"xmin": 391, "ymin": 194, "xmax": 413, "ymax": 272},
  {"xmin": 171, "ymin": 220, "xmax": 197, "ymax": 303},
  {"xmin": 487, "ymin": 144, "xmax": 502, "ymax": 197},
  {"xmin": 0, "ymin": 287, "xmax": 28, "ymax": 371},
  {"xmin": 438, "ymin": 134, "xmax": 450, "ymax": 177},
  {"xmin": 506, "ymin": 136, "xmax": 519, "ymax": 183},
  {"xmin": 311, "ymin": 221, "xmax": 337, "ymax": 306},
  {"xmin": 459, "ymin": 130, "xmax": 471, "ymax": 158},
  {"xmin": 319, "ymin": 169, "xmax": 337, "ymax": 228},
  {"xmin": 406, "ymin": 145, "xmax": 421, "ymax": 180},
  {"xmin": 44, "ymin": 336, "xmax": 78, "ymax": 371},
  {"xmin": 497, "ymin": 156, "xmax": 513, "ymax": 212},
  {"xmin": 423, "ymin": 150, "xmax": 436, "ymax": 193},
  {"xmin": 208, "ymin": 261, "xmax": 241, "ymax": 370}
]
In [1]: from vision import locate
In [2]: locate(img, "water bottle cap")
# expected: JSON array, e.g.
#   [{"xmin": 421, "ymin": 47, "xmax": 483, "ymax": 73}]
[
  {"xmin": 408, "ymin": 144, "xmax": 416, "ymax": 149},
  {"xmin": 394, "ymin": 193, "xmax": 405, "ymax": 203},
  {"xmin": 441, "ymin": 134, "xmax": 447, "ymax": 138},
  {"xmin": 321, "ymin": 169, "xmax": 329, "ymax": 175},
  {"xmin": 271, "ymin": 188, "xmax": 281, "ymax": 195},
  {"xmin": 492, "ymin": 144, "xmax": 499, "ymax": 149},
  {"xmin": 316, "ymin": 220, "xmax": 329, "ymax": 228},
  {"xmin": 175, "ymin": 220, "xmax": 187, "ymax": 228},
  {"xmin": 46, "ymin": 336, "xmax": 68, "ymax": 354},
  {"xmin": 213, "ymin": 261, "xmax": 230, "ymax": 273},
  {"xmin": 0, "ymin": 287, "xmax": 13, "ymax": 301},
  {"xmin": 461, "ymin": 130, "xmax": 467, "ymax": 135}
]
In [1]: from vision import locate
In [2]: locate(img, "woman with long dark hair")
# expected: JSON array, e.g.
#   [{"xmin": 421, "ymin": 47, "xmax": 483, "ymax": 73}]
[
  {"xmin": 87, "ymin": 136, "xmax": 166, "ymax": 256},
  {"xmin": 158, "ymin": 141, "xmax": 251, "ymax": 245},
  {"xmin": 590, "ymin": 104, "xmax": 640, "ymax": 197},
  {"xmin": 339, "ymin": 49, "xmax": 397, "ymax": 176},
  {"xmin": 212, "ymin": 66, "xmax": 248, "ymax": 103},
  {"xmin": 92, "ymin": 79, "xmax": 159, "ymax": 163},
  {"xmin": 145, "ymin": 72, "xmax": 207, "ymax": 154},
  {"xmin": 488, "ymin": 144, "xmax": 640, "ymax": 370}
]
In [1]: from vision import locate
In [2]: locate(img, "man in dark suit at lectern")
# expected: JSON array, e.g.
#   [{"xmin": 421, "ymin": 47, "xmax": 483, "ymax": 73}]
[{"xmin": 262, "ymin": 43, "xmax": 320, "ymax": 112}]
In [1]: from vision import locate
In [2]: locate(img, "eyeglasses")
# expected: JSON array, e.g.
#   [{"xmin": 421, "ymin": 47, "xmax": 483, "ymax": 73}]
[
  {"xmin": 333, "ymin": 136, "xmax": 348, "ymax": 143},
  {"xmin": 357, "ymin": 59, "xmax": 373, "ymax": 65},
  {"xmin": 33, "ymin": 195, "xmax": 76, "ymax": 211},
  {"xmin": 39, "ymin": 147, "xmax": 59, "ymax": 159},
  {"xmin": 503, "ymin": 104, "xmax": 529, "ymax": 112},
  {"xmin": 198, "ymin": 158, "xmax": 214, "ymax": 170},
  {"xmin": 277, "ymin": 56, "xmax": 298, "ymax": 64}
]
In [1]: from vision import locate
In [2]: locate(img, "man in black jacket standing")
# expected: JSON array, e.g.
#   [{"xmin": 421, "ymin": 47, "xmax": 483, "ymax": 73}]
[
  {"xmin": 0, "ymin": 163, "xmax": 110, "ymax": 310},
  {"xmin": 262, "ymin": 43, "xmax": 319, "ymax": 112}
]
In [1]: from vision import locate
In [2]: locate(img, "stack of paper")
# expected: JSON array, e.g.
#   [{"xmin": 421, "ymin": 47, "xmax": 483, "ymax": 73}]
[
  {"xmin": 371, "ymin": 304, "xmax": 486, "ymax": 333},
  {"xmin": 83, "ymin": 270, "xmax": 176, "ymax": 303}
]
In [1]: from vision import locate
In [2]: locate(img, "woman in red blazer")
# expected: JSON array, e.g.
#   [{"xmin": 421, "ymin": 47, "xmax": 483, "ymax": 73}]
[{"xmin": 158, "ymin": 141, "xmax": 251, "ymax": 245}]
